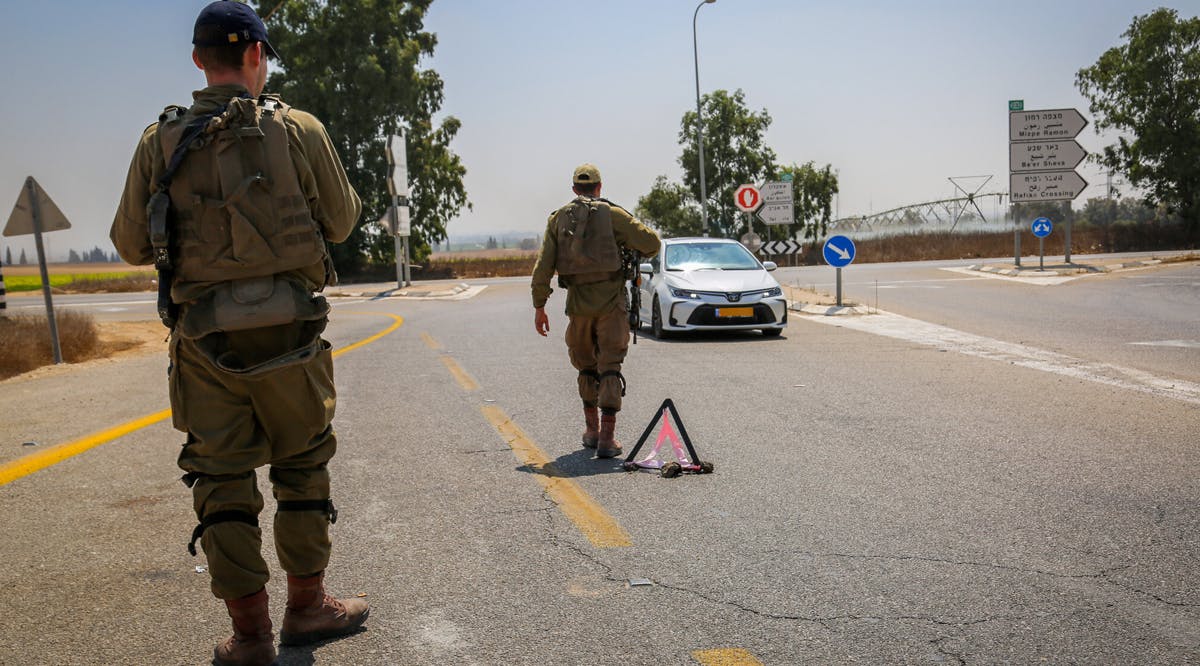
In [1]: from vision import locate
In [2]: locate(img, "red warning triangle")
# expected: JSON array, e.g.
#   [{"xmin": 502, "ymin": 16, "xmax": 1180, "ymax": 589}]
[{"xmin": 621, "ymin": 399, "xmax": 713, "ymax": 477}]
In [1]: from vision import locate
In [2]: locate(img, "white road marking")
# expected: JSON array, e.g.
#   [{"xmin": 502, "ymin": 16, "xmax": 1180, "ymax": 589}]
[
  {"xmin": 940, "ymin": 267, "xmax": 1084, "ymax": 286},
  {"xmin": 1129, "ymin": 340, "xmax": 1200, "ymax": 349},
  {"xmin": 10, "ymin": 299, "xmax": 154, "ymax": 309},
  {"xmin": 806, "ymin": 310, "xmax": 1200, "ymax": 406}
]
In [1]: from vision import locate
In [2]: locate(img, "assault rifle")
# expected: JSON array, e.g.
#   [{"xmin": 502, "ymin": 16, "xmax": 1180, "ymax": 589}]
[{"xmin": 621, "ymin": 248, "xmax": 643, "ymax": 344}]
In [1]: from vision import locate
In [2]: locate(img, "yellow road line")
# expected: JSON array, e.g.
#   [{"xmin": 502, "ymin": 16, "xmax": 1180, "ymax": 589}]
[
  {"xmin": 0, "ymin": 313, "xmax": 404, "ymax": 488},
  {"xmin": 332, "ymin": 313, "xmax": 404, "ymax": 358},
  {"xmin": 0, "ymin": 409, "xmax": 172, "ymax": 487},
  {"xmin": 439, "ymin": 355, "xmax": 480, "ymax": 391},
  {"xmin": 481, "ymin": 405, "xmax": 631, "ymax": 548},
  {"xmin": 420, "ymin": 332, "xmax": 442, "ymax": 350},
  {"xmin": 692, "ymin": 648, "xmax": 765, "ymax": 666}
]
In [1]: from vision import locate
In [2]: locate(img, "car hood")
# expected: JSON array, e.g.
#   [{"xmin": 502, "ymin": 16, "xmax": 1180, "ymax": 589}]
[{"xmin": 663, "ymin": 269, "xmax": 778, "ymax": 292}]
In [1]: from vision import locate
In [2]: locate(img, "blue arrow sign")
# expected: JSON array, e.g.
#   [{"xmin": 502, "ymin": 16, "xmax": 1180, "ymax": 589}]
[
  {"xmin": 823, "ymin": 235, "xmax": 856, "ymax": 267},
  {"xmin": 1031, "ymin": 217, "xmax": 1053, "ymax": 238}
]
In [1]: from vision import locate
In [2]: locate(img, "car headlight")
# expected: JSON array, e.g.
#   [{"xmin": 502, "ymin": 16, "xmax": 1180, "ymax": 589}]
[
  {"xmin": 761, "ymin": 287, "xmax": 783, "ymax": 297},
  {"xmin": 669, "ymin": 287, "xmax": 702, "ymax": 300}
]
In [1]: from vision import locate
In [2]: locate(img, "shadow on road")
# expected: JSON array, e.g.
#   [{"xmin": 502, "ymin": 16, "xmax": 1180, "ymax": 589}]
[{"xmin": 514, "ymin": 446, "xmax": 627, "ymax": 479}]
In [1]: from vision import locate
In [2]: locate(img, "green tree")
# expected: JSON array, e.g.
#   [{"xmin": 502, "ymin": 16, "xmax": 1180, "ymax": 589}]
[
  {"xmin": 254, "ymin": 0, "xmax": 470, "ymax": 275},
  {"xmin": 19, "ymin": 248, "xmax": 27, "ymax": 265},
  {"xmin": 4, "ymin": 246, "xmax": 10, "ymax": 265},
  {"xmin": 635, "ymin": 175, "xmax": 703, "ymax": 237},
  {"xmin": 679, "ymin": 89, "xmax": 777, "ymax": 238},
  {"xmin": 777, "ymin": 162, "xmax": 839, "ymax": 241},
  {"xmin": 1076, "ymin": 8, "xmax": 1200, "ymax": 235},
  {"xmin": 68, "ymin": 249, "xmax": 81, "ymax": 263}
]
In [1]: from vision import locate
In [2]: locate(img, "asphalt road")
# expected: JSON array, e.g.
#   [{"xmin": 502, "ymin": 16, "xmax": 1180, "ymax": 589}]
[{"xmin": 1, "ymin": 254, "xmax": 1197, "ymax": 665}]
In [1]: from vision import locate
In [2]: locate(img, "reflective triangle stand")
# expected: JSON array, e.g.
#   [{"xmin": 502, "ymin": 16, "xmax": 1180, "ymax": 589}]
[{"xmin": 622, "ymin": 399, "xmax": 714, "ymax": 478}]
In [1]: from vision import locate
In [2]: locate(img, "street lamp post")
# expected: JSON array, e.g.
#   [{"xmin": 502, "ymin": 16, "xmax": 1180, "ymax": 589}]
[{"xmin": 693, "ymin": 0, "xmax": 716, "ymax": 236}]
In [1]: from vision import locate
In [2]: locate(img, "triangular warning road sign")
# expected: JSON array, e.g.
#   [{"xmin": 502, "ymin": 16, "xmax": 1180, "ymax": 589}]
[
  {"xmin": 4, "ymin": 176, "xmax": 71, "ymax": 237},
  {"xmin": 621, "ymin": 399, "xmax": 714, "ymax": 477}
]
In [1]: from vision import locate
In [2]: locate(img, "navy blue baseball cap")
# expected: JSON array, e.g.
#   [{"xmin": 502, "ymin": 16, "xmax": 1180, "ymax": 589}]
[{"xmin": 192, "ymin": 1, "xmax": 280, "ymax": 60}]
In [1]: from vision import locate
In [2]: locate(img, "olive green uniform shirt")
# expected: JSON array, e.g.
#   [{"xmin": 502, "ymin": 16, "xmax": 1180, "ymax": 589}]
[
  {"xmin": 531, "ymin": 200, "xmax": 661, "ymax": 317},
  {"xmin": 110, "ymin": 84, "xmax": 360, "ymax": 300}
]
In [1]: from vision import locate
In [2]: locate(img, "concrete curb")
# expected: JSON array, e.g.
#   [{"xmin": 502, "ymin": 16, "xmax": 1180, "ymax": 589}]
[{"xmin": 788, "ymin": 301, "xmax": 871, "ymax": 316}]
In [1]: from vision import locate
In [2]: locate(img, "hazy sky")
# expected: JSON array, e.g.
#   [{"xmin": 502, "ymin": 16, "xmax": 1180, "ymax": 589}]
[{"xmin": 1, "ymin": 1, "xmax": 1195, "ymax": 262}]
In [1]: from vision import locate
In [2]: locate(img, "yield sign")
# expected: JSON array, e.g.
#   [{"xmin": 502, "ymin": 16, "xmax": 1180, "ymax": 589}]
[
  {"xmin": 4, "ymin": 176, "xmax": 71, "ymax": 237},
  {"xmin": 734, "ymin": 184, "xmax": 761, "ymax": 212}
]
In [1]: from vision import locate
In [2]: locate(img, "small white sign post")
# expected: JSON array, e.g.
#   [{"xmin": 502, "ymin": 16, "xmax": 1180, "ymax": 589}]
[{"xmin": 386, "ymin": 133, "xmax": 412, "ymax": 288}]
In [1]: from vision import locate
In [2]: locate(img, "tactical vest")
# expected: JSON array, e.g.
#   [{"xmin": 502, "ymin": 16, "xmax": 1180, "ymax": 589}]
[
  {"xmin": 157, "ymin": 95, "xmax": 327, "ymax": 286},
  {"xmin": 553, "ymin": 197, "xmax": 621, "ymax": 285}
]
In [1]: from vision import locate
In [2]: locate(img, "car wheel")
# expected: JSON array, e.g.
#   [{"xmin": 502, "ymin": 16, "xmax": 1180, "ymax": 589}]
[
  {"xmin": 652, "ymin": 296, "xmax": 671, "ymax": 339},
  {"xmin": 761, "ymin": 328, "xmax": 783, "ymax": 337}
]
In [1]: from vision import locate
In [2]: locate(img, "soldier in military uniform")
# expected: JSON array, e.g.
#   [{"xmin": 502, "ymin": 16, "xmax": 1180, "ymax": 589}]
[
  {"xmin": 111, "ymin": 3, "xmax": 367, "ymax": 664},
  {"xmin": 532, "ymin": 164, "xmax": 661, "ymax": 458}
]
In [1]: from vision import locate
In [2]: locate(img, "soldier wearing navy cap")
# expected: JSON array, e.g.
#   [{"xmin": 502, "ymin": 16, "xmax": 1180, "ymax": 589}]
[
  {"xmin": 111, "ymin": 2, "xmax": 367, "ymax": 664},
  {"xmin": 532, "ymin": 164, "xmax": 661, "ymax": 458}
]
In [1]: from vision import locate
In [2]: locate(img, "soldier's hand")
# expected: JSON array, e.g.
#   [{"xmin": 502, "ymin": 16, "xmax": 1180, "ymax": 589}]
[{"xmin": 534, "ymin": 308, "xmax": 550, "ymax": 337}]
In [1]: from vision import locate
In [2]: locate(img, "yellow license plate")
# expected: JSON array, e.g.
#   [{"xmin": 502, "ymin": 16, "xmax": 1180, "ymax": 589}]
[{"xmin": 716, "ymin": 307, "xmax": 754, "ymax": 318}]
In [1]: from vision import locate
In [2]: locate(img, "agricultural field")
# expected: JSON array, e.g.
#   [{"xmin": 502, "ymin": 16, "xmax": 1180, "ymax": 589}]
[{"xmin": 1, "ymin": 262, "xmax": 156, "ymax": 293}]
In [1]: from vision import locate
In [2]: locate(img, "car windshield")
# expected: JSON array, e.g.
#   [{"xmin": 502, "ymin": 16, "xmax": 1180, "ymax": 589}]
[{"xmin": 664, "ymin": 242, "xmax": 760, "ymax": 271}]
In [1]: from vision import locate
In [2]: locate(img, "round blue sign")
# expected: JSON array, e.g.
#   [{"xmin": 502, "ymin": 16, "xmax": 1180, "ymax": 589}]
[
  {"xmin": 822, "ymin": 235, "xmax": 856, "ymax": 267},
  {"xmin": 1031, "ymin": 217, "xmax": 1053, "ymax": 238}
]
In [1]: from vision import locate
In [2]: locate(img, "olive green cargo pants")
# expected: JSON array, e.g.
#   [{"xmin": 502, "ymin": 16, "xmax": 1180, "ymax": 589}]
[
  {"xmin": 170, "ymin": 322, "xmax": 338, "ymax": 600},
  {"xmin": 565, "ymin": 303, "xmax": 630, "ymax": 412}
]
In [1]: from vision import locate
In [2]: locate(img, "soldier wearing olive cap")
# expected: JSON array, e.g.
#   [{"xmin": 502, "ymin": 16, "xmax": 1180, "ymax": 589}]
[
  {"xmin": 532, "ymin": 164, "xmax": 661, "ymax": 458},
  {"xmin": 111, "ymin": 2, "xmax": 367, "ymax": 664}
]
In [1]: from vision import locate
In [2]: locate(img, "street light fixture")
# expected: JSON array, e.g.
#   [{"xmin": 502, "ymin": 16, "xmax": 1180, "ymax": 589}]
[{"xmin": 693, "ymin": 0, "xmax": 716, "ymax": 236}]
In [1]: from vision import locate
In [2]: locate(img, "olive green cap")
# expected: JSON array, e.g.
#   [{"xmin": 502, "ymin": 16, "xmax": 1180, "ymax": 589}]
[{"xmin": 573, "ymin": 163, "xmax": 601, "ymax": 185}]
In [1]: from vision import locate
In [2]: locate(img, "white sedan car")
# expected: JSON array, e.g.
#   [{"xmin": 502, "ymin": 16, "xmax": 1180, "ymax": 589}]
[{"xmin": 635, "ymin": 237, "xmax": 787, "ymax": 338}]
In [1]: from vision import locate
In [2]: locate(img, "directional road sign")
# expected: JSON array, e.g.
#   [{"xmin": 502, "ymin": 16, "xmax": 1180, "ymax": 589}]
[
  {"xmin": 758, "ymin": 240, "xmax": 802, "ymax": 255},
  {"xmin": 734, "ymin": 184, "xmax": 761, "ymax": 212},
  {"xmin": 1009, "ymin": 140, "xmax": 1087, "ymax": 173},
  {"xmin": 1031, "ymin": 217, "xmax": 1053, "ymax": 238},
  {"xmin": 822, "ymin": 235, "xmax": 856, "ymax": 267},
  {"xmin": 1009, "ymin": 108, "xmax": 1088, "ymax": 141},
  {"xmin": 756, "ymin": 181, "xmax": 793, "ymax": 226},
  {"xmin": 1009, "ymin": 171, "xmax": 1089, "ymax": 202}
]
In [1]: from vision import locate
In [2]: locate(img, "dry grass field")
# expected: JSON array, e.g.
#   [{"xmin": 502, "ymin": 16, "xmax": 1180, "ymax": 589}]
[{"xmin": 0, "ymin": 312, "xmax": 163, "ymax": 381}]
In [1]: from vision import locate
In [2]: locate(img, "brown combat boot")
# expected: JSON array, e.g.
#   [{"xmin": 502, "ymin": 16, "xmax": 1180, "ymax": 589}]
[
  {"xmin": 596, "ymin": 411, "xmax": 622, "ymax": 459},
  {"xmin": 213, "ymin": 588, "xmax": 275, "ymax": 666},
  {"xmin": 581, "ymin": 406, "xmax": 600, "ymax": 449},
  {"xmin": 279, "ymin": 572, "xmax": 369, "ymax": 646}
]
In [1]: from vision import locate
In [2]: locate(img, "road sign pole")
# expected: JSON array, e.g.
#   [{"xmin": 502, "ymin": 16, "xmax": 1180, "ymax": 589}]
[
  {"xmin": 390, "ymin": 202, "xmax": 403, "ymax": 289},
  {"xmin": 836, "ymin": 267, "xmax": 843, "ymax": 307},
  {"xmin": 1065, "ymin": 220, "xmax": 1072, "ymax": 264},
  {"xmin": 26, "ymin": 178, "xmax": 62, "ymax": 364},
  {"xmin": 1039, "ymin": 236, "xmax": 1045, "ymax": 271},
  {"xmin": 1013, "ymin": 206, "xmax": 1021, "ymax": 268}
]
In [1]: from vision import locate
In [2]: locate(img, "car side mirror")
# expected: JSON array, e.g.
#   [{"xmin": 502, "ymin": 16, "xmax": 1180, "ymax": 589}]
[
  {"xmin": 762, "ymin": 261, "xmax": 777, "ymax": 271},
  {"xmin": 639, "ymin": 262, "xmax": 654, "ymax": 274}
]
